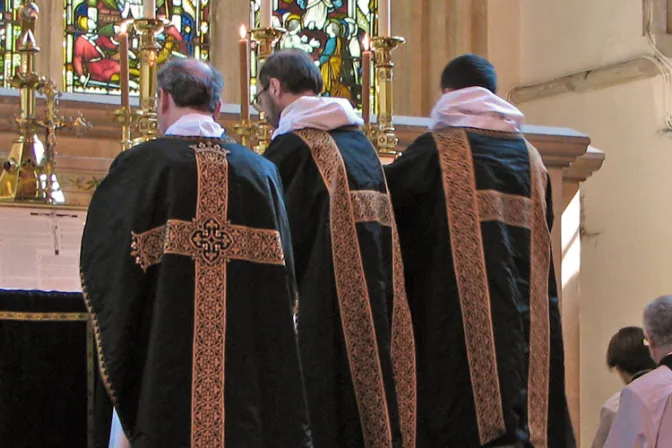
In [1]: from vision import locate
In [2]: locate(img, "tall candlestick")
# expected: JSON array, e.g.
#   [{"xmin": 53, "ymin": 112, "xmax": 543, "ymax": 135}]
[
  {"xmin": 119, "ymin": 22, "xmax": 130, "ymax": 109},
  {"xmin": 239, "ymin": 25, "xmax": 250, "ymax": 121},
  {"xmin": 378, "ymin": 0, "xmax": 390, "ymax": 37},
  {"xmin": 361, "ymin": 34, "xmax": 371, "ymax": 125},
  {"xmin": 260, "ymin": 0, "xmax": 272, "ymax": 28},
  {"xmin": 143, "ymin": 0, "xmax": 156, "ymax": 19}
]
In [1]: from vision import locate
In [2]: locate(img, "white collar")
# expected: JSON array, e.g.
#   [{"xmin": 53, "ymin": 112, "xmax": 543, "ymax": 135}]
[
  {"xmin": 429, "ymin": 87, "xmax": 525, "ymax": 133},
  {"xmin": 272, "ymin": 96, "xmax": 364, "ymax": 140},
  {"xmin": 165, "ymin": 113, "xmax": 224, "ymax": 138}
]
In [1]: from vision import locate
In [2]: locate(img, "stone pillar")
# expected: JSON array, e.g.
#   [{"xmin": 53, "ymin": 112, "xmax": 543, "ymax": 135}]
[{"xmin": 561, "ymin": 148, "xmax": 606, "ymax": 445}]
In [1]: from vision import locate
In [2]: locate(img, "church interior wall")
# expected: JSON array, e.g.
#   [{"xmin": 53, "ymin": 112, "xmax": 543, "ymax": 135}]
[{"xmin": 520, "ymin": 0, "xmax": 672, "ymax": 445}]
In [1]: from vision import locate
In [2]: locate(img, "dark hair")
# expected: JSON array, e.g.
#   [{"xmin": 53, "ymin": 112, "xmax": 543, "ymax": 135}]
[
  {"xmin": 258, "ymin": 49, "xmax": 323, "ymax": 95},
  {"xmin": 606, "ymin": 326, "xmax": 656, "ymax": 375},
  {"xmin": 157, "ymin": 58, "xmax": 223, "ymax": 113},
  {"xmin": 440, "ymin": 54, "xmax": 497, "ymax": 94}
]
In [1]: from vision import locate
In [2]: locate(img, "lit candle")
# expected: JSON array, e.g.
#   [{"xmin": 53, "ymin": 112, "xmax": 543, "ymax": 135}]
[
  {"xmin": 260, "ymin": 0, "xmax": 273, "ymax": 28},
  {"xmin": 143, "ymin": 0, "xmax": 156, "ymax": 19},
  {"xmin": 119, "ymin": 22, "xmax": 130, "ymax": 109},
  {"xmin": 239, "ymin": 25, "xmax": 250, "ymax": 121},
  {"xmin": 378, "ymin": 0, "xmax": 390, "ymax": 37},
  {"xmin": 361, "ymin": 34, "xmax": 371, "ymax": 125}
]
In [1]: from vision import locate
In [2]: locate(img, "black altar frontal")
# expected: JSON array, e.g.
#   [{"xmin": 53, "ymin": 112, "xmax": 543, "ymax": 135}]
[{"xmin": 0, "ymin": 206, "xmax": 110, "ymax": 447}]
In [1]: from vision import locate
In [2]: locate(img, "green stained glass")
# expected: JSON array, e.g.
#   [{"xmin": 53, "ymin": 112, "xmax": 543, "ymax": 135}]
[
  {"xmin": 0, "ymin": 1, "xmax": 22, "ymax": 88},
  {"xmin": 63, "ymin": 0, "xmax": 210, "ymax": 95}
]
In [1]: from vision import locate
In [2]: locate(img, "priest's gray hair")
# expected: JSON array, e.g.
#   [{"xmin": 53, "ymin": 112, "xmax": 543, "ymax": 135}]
[
  {"xmin": 157, "ymin": 58, "xmax": 223, "ymax": 113},
  {"xmin": 644, "ymin": 295, "xmax": 672, "ymax": 347}
]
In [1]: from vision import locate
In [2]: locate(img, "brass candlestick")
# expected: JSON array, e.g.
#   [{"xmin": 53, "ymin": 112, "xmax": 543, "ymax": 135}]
[
  {"xmin": 0, "ymin": 1, "xmax": 90, "ymax": 204},
  {"xmin": 370, "ymin": 36, "xmax": 405, "ymax": 156},
  {"xmin": 113, "ymin": 18, "xmax": 165, "ymax": 151},
  {"xmin": 249, "ymin": 27, "xmax": 285, "ymax": 154},
  {"xmin": 234, "ymin": 119, "xmax": 253, "ymax": 147}
]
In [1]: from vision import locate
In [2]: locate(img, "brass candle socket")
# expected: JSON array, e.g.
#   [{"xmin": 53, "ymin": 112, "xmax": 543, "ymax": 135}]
[
  {"xmin": 234, "ymin": 119, "xmax": 253, "ymax": 148},
  {"xmin": 249, "ymin": 27, "xmax": 286, "ymax": 63},
  {"xmin": 370, "ymin": 36, "xmax": 405, "ymax": 156},
  {"xmin": 0, "ymin": 1, "xmax": 90, "ymax": 204}
]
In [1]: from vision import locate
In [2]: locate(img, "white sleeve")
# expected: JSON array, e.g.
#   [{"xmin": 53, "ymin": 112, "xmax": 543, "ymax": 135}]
[
  {"xmin": 108, "ymin": 408, "xmax": 132, "ymax": 448},
  {"xmin": 592, "ymin": 405, "xmax": 617, "ymax": 448},
  {"xmin": 604, "ymin": 388, "xmax": 653, "ymax": 448}
]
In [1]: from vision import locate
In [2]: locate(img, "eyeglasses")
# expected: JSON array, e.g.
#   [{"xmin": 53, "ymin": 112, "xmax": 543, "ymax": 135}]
[{"xmin": 252, "ymin": 85, "xmax": 268, "ymax": 111}]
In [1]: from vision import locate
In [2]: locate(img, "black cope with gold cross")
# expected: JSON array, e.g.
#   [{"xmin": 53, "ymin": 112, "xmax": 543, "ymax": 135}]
[{"xmin": 129, "ymin": 141, "xmax": 285, "ymax": 447}]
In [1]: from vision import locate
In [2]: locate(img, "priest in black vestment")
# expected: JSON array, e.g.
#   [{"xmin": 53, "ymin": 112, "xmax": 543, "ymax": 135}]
[
  {"xmin": 384, "ymin": 54, "xmax": 575, "ymax": 448},
  {"xmin": 257, "ymin": 50, "xmax": 416, "ymax": 448},
  {"xmin": 81, "ymin": 59, "xmax": 312, "ymax": 448}
]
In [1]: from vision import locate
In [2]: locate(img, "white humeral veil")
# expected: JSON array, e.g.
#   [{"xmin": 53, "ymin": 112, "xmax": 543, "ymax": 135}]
[{"xmin": 429, "ymin": 86, "xmax": 524, "ymax": 133}]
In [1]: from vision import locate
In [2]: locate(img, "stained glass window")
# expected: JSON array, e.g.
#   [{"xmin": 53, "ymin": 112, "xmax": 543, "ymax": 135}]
[
  {"xmin": 251, "ymin": 0, "xmax": 376, "ymax": 109},
  {"xmin": 0, "ymin": 1, "xmax": 21, "ymax": 88},
  {"xmin": 63, "ymin": 0, "xmax": 210, "ymax": 95}
]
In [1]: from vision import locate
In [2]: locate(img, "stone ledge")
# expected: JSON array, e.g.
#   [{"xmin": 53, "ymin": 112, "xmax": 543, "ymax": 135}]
[{"xmin": 0, "ymin": 93, "xmax": 596, "ymax": 206}]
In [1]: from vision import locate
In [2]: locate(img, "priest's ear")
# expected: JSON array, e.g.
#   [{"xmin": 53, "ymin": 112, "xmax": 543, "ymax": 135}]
[
  {"xmin": 268, "ymin": 78, "xmax": 283, "ymax": 97},
  {"xmin": 212, "ymin": 99, "xmax": 222, "ymax": 121},
  {"xmin": 158, "ymin": 88, "xmax": 173, "ymax": 113}
]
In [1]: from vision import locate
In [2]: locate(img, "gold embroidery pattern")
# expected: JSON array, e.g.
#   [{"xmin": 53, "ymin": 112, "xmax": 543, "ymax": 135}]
[
  {"xmin": 81, "ymin": 271, "xmax": 119, "ymax": 409},
  {"xmin": 0, "ymin": 311, "xmax": 89, "ymax": 321},
  {"xmin": 478, "ymin": 190, "xmax": 532, "ymax": 228},
  {"xmin": 526, "ymin": 141, "xmax": 551, "ymax": 448},
  {"xmin": 131, "ymin": 221, "xmax": 285, "ymax": 270},
  {"xmin": 125, "ymin": 141, "xmax": 285, "ymax": 448},
  {"xmin": 351, "ymin": 190, "xmax": 393, "ymax": 227},
  {"xmin": 383, "ymin": 174, "xmax": 418, "ymax": 448},
  {"xmin": 131, "ymin": 226, "xmax": 166, "ymax": 272},
  {"xmin": 294, "ymin": 129, "xmax": 393, "ymax": 447},
  {"xmin": 434, "ymin": 128, "xmax": 506, "ymax": 444}
]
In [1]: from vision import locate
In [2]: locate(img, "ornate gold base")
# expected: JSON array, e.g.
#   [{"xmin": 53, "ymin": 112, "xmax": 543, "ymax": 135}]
[{"xmin": 0, "ymin": 135, "xmax": 64, "ymax": 204}]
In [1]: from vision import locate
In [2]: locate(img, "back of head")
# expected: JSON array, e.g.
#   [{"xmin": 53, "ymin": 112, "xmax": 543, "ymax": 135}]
[
  {"xmin": 607, "ymin": 326, "xmax": 656, "ymax": 375},
  {"xmin": 440, "ymin": 53, "xmax": 497, "ymax": 94},
  {"xmin": 157, "ymin": 58, "xmax": 223, "ymax": 113},
  {"xmin": 644, "ymin": 295, "xmax": 672, "ymax": 360},
  {"xmin": 258, "ymin": 49, "xmax": 323, "ymax": 94}
]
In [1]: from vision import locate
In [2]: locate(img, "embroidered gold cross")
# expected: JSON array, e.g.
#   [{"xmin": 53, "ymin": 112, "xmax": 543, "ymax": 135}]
[{"xmin": 129, "ymin": 141, "xmax": 285, "ymax": 448}]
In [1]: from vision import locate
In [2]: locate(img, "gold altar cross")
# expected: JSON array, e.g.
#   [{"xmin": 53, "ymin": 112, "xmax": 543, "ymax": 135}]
[{"xmin": 129, "ymin": 141, "xmax": 285, "ymax": 448}]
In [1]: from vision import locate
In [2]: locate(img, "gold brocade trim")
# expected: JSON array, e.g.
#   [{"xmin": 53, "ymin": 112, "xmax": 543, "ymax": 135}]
[
  {"xmin": 351, "ymin": 190, "xmax": 393, "ymax": 227},
  {"xmin": 293, "ymin": 129, "xmax": 393, "ymax": 448},
  {"xmin": 81, "ymin": 270, "xmax": 120, "ymax": 421},
  {"xmin": 433, "ymin": 128, "xmax": 506, "ymax": 445},
  {"xmin": 131, "ymin": 220, "xmax": 285, "ymax": 271},
  {"xmin": 127, "ymin": 141, "xmax": 286, "ymax": 448},
  {"xmin": 525, "ymin": 141, "xmax": 551, "ymax": 448},
  {"xmin": 478, "ymin": 190, "xmax": 532, "ymax": 229},
  {"xmin": 86, "ymin": 321, "xmax": 95, "ymax": 448},
  {"xmin": 383, "ymin": 175, "xmax": 418, "ymax": 448},
  {"xmin": 0, "ymin": 311, "xmax": 89, "ymax": 321}
]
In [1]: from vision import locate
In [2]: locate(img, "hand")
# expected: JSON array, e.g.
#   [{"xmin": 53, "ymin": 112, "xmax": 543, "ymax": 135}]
[
  {"xmin": 309, "ymin": 38, "xmax": 320, "ymax": 48},
  {"xmin": 300, "ymin": 35, "xmax": 308, "ymax": 43}
]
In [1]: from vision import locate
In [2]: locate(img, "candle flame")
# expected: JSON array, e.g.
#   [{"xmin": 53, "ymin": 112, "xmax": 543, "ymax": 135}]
[
  {"xmin": 363, "ymin": 34, "xmax": 370, "ymax": 51},
  {"xmin": 240, "ymin": 25, "xmax": 248, "ymax": 39},
  {"xmin": 120, "ymin": 19, "xmax": 131, "ymax": 34}
]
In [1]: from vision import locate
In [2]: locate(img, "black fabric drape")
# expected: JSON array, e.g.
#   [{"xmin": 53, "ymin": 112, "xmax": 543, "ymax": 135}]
[{"xmin": 0, "ymin": 289, "xmax": 104, "ymax": 448}]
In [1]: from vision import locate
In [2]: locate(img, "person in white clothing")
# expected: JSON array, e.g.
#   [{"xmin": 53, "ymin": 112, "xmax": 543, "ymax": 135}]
[
  {"xmin": 592, "ymin": 326, "xmax": 656, "ymax": 448},
  {"xmin": 604, "ymin": 296, "xmax": 672, "ymax": 447}
]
